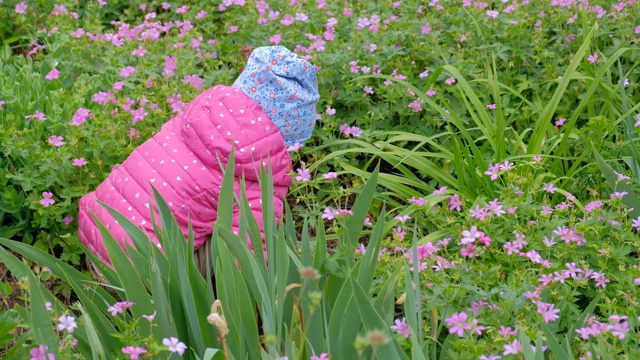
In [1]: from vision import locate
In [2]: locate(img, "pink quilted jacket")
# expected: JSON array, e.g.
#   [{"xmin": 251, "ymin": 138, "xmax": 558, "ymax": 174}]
[{"xmin": 78, "ymin": 85, "xmax": 292, "ymax": 263}]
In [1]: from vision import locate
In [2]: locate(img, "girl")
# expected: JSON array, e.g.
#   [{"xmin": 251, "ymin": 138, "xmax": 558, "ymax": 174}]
[{"xmin": 78, "ymin": 46, "xmax": 320, "ymax": 272}]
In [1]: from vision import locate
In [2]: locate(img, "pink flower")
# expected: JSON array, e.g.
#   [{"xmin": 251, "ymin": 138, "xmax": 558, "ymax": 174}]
[
  {"xmin": 72, "ymin": 158, "xmax": 87, "ymax": 166},
  {"xmin": 326, "ymin": 107, "xmax": 336, "ymax": 115},
  {"xmin": 176, "ymin": 5, "xmax": 190, "ymax": 13},
  {"xmin": 196, "ymin": 10, "xmax": 207, "ymax": 18},
  {"xmin": 486, "ymin": 10, "xmax": 499, "ymax": 18},
  {"xmin": 555, "ymin": 117, "xmax": 566, "ymax": 126},
  {"xmin": 128, "ymin": 128, "xmax": 140, "ymax": 139},
  {"xmin": 426, "ymin": 88, "xmax": 436, "ymax": 97},
  {"xmin": 108, "ymin": 301, "xmax": 135, "ymax": 316},
  {"xmin": 486, "ymin": 103, "xmax": 496, "ymax": 109},
  {"xmin": 40, "ymin": 192, "xmax": 55, "ymax": 207},
  {"xmin": 587, "ymin": 53, "xmax": 598, "ymax": 63},
  {"xmin": 421, "ymin": 22, "xmax": 431, "ymax": 34},
  {"xmin": 536, "ymin": 302, "xmax": 560, "ymax": 323},
  {"xmin": 120, "ymin": 66, "xmax": 137, "ymax": 78},
  {"xmin": 295, "ymin": 168, "xmax": 311, "ymax": 182},
  {"xmin": 131, "ymin": 46, "xmax": 148, "ymax": 57},
  {"xmin": 142, "ymin": 311, "xmax": 156, "ymax": 321},
  {"xmin": 29, "ymin": 345, "xmax": 54, "ymax": 360},
  {"xmin": 269, "ymin": 33, "xmax": 282, "ymax": 45},
  {"xmin": 229, "ymin": 25, "xmax": 238, "ymax": 33},
  {"xmin": 92, "ymin": 91, "xmax": 116, "ymax": 105},
  {"xmin": 63, "ymin": 216, "xmax": 74, "ymax": 225},
  {"xmin": 71, "ymin": 108, "xmax": 92, "ymax": 126},
  {"xmin": 45, "ymin": 68, "xmax": 60, "ymax": 80},
  {"xmin": 503, "ymin": 339, "xmax": 523, "ymax": 355},
  {"xmin": 182, "ymin": 75, "xmax": 205, "ymax": 90},
  {"xmin": 286, "ymin": 142, "xmax": 303, "ymax": 152},
  {"xmin": 26, "ymin": 110, "xmax": 47, "ymax": 121},
  {"xmin": 48, "ymin": 135, "xmax": 65, "ymax": 147},
  {"xmin": 393, "ymin": 226, "xmax": 406, "ymax": 240},
  {"xmin": 543, "ymin": 183, "xmax": 558, "ymax": 193},
  {"xmin": 445, "ymin": 312, "xmax": 472, "ymax": 337},
  {"xmin": 444, "ymin": 77, "xmax": 456, "ymax": 85},
  {"xmin": 322, "ymin": 172, "xmax": 338, "ymax": 179},
  {"xmin": 15, "ymin": 2, "xmax": 27, "ymax": 14},
  {"xmin": 57, "ymin": 315, "xmax": 78, "ymax": 333},
  {"xmin": 390, "ymin": 317, "xmax": 410, "ymax": 338},
  {"xmin": 163, "ymin": 337, "xmax": 187, "ymax": 355},
  {"xmin": 0, "ymin": 100, "xmax": 4, "ymax": 108},
  {"xmin": 122, "ymin": 346, "xmax": 147, "ymax": 360}
]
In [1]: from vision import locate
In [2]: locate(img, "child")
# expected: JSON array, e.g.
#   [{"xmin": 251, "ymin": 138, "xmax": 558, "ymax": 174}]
[{"xmin": 78, "ymin": 46, "xmax": 320, "ymax": 270}]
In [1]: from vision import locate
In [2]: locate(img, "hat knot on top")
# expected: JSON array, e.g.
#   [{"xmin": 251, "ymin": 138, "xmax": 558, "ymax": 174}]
[{"xmin": 232, "ymin": 46, "xmax": 320, "ymax": 147}]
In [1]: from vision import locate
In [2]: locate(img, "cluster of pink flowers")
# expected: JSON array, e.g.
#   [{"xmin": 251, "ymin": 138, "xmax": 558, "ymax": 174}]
[
  {"xmin": 444, "ymin": 311, "xmax": 485, "ymax": 337},
  {"xmin": 71, "ymin": 108, "xmax": 93, "ymax": 126},
  {"xmin": 484, "ymin": 160, "xmax": 514, "ymax": 180},
  {"xmin": 339, "ymin": 124, "xmax": 362, "ymax": 137},
  {"xmin": 321, "ymin": 207, "xmax": 353, "ymax": 220},
  {"xmin": 575, "ymin": 315, "xmax": 630, "ymax": 340}
]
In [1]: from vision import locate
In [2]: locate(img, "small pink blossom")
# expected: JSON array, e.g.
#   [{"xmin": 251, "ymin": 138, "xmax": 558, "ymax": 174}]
[
  {"xmin": 45, "ymin": 68, "xmax": 60, "ymax": 81},
  {"xmin": 40, "ymin": 192, "xmax": 55, "ymax": 207},
  {"xmin": 322, "ymin": 172, "xmax": 338, "ymax": 179},
  {"xmin": 421, "ymin": 22, "xmax": 431, "ymax": 34},
  {"xmin": 120, "ymin": 66, "xmax": 137, "ymax": 78},
  {"xmin": 15, "ymin": 2, "xmax": 27, "ymax": 14},
  {"xmin": 390, "ymin": 317, "xmax": 410, "ymax": 338},
  {"xmin": 269, "ymin": 33, "xmax": 282, "ymax": 45},
  {"xmin": 122, "ymin": 346, "xmax": 147, "ymax": 360},
  {"xmin": 26, "ymin": 110, "xmax": 47, "ymax": 121},
  {"xmin": 72, "ymin": 158, "xmax": 87, "ymax": 166},
  {"xmin": 63, "ymin": 216, "xmax": 74, "ymax": 225},
  {"xmin": 108, "ymin": 301, "xmax": 135, "ymax": 316},
  {"xmin": 48, "ymin": 135, "xmax": 65, "ymax": 147},
  {"xmin": 295, "ymin": 168, "xmax": 311, "ymax": 182}
]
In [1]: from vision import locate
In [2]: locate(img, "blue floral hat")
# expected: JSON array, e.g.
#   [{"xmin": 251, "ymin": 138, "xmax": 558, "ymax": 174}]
[{"xmin": 232, "ymin": 46, "xmax": 320, "ymax": 147}]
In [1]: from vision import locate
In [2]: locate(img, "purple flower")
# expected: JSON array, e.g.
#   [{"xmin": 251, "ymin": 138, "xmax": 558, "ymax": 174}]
[
  {"xmin": 63, "ymin": 216, "xmax": 74, "ymax": 225},
  {"xmin": 26, "ymin": 111, "xmax": 47, "ymax": 121},
  {"xmin": 48, "ymin": 135, "xmax": 65, "ymax": 147},
  {"xmin": 119, "ymin": 66, "xmax": 137, "ymax": 78},
  {"xmin": 447, "ymin": 194, "xmax": 462, "ymax": 211},
  {"xmin": 45, "ymin": 68, "xmax": 60, "ymax": 81},
  {"xmin": 142, "ymin": 311, "xmax": 156, "ymax": 321},
  {"xmin": 108, "ymin": 301, "xmax": 135, "ymax": 316},
  {"xmin": 390, "ymin": 317, "xmax": 410, "ymax": 338},
  {"xmin": 15, "ymin": 2, "xmax": 27, "ymax": 14},
  {"xmin": 542, "ymin": 183, "xmax": 558, "ymax": 193},
  {"xmin": 393, "ymin": 226, "xmax": 406, "ymax": 240},
  {"xmin": 536, "ymin": 302, "xmax": 560, "ymax": 323},
  {"xmin": 57, "ymin": 315, "xmax": 78, "ymax": 333},
  {"xmin": 584, "ymin": 200, "xmax": 604, "ymax": 213},
  {"xmin": 326, "ymin": 107, "xmax": 336, "ymax": 115},
  {"xmin": 269, "ymin": 33, "xmax": 282, "ymax": 45},
  {"xmin": 163, "ymin": 337, "xmax": 187, "ymax": 356},
  {"xmin": 486, "ymin": 10, "xmax": 499, "ymax": 18},
  {"xmin": 122, "ymin": 346, "xmax": 147, "ymax": 360},
  {"xmin": 182, "ymin": 75, "xmax": 205, "ymax": 90},
  {"xmin": 503, "ymin": 339, "xmax": 523, "ymax": 355},
  {"xmin": 29, "ymin": 344, "xmax": 54, "ymax": 360},
  {"xmin": 486, "ymin": 103, "xmax": 497, "ymax": 109},
  {"xmin": 445, "ymin": 312, "xmax": 472, "ymax": 337},
  {"xmin": 40, "ymin": 192, "xmax": 55, "ymax": 207},
  {"xmin": 421, "ymin": 22, "xmax": 431, "ymax": 34},
  {"xmin": 71, "ymin": 108, "xmax": 92, "ymax": 126},
  {"xmin": 587, "ymin": 53, "xmax": 598, "ymax": 63},
  {"xmin": 72, "ymin": 158, "xmax": 87, "ymax": 166},
  {"xmin": 295, "ymin": 168, "xmax": 311, "ymax": 182}
]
